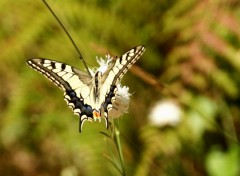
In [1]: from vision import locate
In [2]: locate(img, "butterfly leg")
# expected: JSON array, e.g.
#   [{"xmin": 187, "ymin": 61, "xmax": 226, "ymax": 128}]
[{"xmin": 101, "ymin": 105, "xmax": 109, "ymax": 129}]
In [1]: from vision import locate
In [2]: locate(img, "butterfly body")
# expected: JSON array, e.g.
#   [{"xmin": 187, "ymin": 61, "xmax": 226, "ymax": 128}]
[{"xmin": 27, "ymin": 46, "xmax": 145, "ymax": 132}]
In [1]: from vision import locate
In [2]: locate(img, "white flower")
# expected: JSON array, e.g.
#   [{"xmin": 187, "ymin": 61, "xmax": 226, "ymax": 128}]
[
  {"xmin": 88, "ymin": 55, "xmax": 112, "ymax": 76},
  {"xmin": 96, "ymin": 54, "xmax": 112, "ymax": 73},
  {"xmin": 149, "ymin": 100, "xmax": 182, "ymax": 127},
  {"xmin": 108, "ymin": 84, "xmax": 131, "ymax": 118}
]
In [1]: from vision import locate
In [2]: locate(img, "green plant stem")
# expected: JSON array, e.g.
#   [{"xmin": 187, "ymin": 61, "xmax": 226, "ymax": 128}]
[
  {"xmin": 102, "ymin": 121, "xmax": 126, "ymax": 176},
  {"xmin": 113, "ymin": 125, "xmax": 126, "ymax": 176}
]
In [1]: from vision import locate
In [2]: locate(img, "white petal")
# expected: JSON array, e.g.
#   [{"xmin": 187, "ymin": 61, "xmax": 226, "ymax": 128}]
[{"xmin": 108, "ymin": 84, "xmax": 130, "ymax": 118}]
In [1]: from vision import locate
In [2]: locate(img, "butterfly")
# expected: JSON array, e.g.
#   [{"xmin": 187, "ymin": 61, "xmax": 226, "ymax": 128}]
[{"xmin": 27, "ymin": 46, "xmax": 145, "ymax": 132}]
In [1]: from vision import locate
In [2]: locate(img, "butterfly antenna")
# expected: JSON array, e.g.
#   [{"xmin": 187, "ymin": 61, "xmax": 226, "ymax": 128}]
[{"xmin": 41, "ymin": 0, "xmax": 91, "ymax": 75}]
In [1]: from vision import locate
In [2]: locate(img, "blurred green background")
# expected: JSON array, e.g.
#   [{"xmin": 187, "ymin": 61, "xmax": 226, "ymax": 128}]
[{"xmin": 0, "ymin": 0, "xmax": 239, "ymax": 175}]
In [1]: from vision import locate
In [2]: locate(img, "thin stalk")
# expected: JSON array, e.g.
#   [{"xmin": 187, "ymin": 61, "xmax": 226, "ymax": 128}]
[
  {"xmin": 113, "ymin": 125, "xmax": 126, "ymax": 176},
  {"xmin": 102, "ymin": 121, "xmax": 126, "ymax": 176},
  {"xmin": 41, "ymin": 0, "xmax": 91, "ymax": 75}
]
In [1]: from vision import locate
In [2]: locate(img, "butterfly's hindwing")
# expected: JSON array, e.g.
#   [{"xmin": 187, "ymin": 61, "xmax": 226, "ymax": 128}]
[
  {"xmin": 101, "ymin": 85, "xmax": 118, "ymax": 128},
  {"xmin": 64, "ymin": 89, "xmax": 94, "ymax": 132}
]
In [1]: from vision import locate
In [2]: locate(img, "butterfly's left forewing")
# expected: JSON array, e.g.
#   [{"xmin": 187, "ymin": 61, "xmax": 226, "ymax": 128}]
[
  {"xmin": 100, "ymin": 46, "xmax": 145, "ymax": 125},
  {"xmin": 27, "ymin": 58, "xmax": 93, "ymax": 132}
]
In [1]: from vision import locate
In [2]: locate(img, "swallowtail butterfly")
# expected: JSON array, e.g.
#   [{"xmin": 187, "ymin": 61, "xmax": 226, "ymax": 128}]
[{"xmin": 27, "ymin": 46, "xmax": 145, "ymax": 132}]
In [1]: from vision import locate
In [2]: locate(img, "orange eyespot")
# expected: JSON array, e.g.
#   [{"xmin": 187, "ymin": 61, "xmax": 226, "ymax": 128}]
[{"xmin": 93, "ymin": 110, "xmax": 101, "ymax": 118}]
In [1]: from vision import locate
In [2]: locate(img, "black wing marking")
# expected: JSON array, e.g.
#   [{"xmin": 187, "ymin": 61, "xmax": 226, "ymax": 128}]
[{"xmin": 27, "ymin": 58, "xmax": 93, "ymax": 132}]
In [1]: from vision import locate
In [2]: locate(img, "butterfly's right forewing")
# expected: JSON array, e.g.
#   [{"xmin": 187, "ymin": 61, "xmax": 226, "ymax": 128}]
[{"xmin": 107, "ymin": 46, "xmax": 145, "ymax": 85}]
